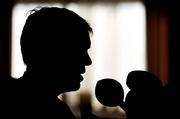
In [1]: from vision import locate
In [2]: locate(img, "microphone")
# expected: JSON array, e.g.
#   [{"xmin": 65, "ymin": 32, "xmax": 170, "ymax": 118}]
[{"xmin": 95, "ymin": 78, "xmax": 126, "ymax": 111}]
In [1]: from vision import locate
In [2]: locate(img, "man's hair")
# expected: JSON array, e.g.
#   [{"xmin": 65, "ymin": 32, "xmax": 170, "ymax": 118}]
[{"xmin": 20, "ymin": 7, "xmax": 92, "ymax": 65}]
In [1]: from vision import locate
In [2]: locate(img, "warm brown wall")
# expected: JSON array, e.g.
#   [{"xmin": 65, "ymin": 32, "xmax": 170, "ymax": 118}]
[
  {"xmin": 144, "ymin": 0, "xmax": 169, "ymax": 86},
  {"xmin": 144, "ymin": 0, "xmax": 179, "ymax": 117}
]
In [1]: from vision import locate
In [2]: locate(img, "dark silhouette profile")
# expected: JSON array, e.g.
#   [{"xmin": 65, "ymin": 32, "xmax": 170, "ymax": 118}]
[{"xmin": 1, "ymin": 7, "xmax": 94, "ymax": 118}]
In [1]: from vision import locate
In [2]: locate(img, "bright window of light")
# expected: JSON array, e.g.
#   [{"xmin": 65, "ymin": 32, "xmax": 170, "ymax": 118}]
[{"xmin": 12, "ymin": 1, "xmax": 146, "ymax": 115}]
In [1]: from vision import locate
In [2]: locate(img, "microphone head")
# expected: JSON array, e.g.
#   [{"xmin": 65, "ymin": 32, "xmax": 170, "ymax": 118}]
[
  {"xmin": 95, "ymin": 78, "xmax": 124, "ymax": 107},
  {"xmin": 126, "ymin": 70, "xmax": 162, "ymax": 91}
]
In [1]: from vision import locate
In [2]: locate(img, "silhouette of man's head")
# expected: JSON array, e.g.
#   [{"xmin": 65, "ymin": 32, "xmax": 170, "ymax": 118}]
[{"xmin": 20, "ymin": 7, "xmax": 92, "ymax": 94}]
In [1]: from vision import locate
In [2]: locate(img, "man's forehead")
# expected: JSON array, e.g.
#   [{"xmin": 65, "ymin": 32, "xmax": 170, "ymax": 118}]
[
  {"xmin": 79, "ymin": 33, "xmax": 91, "ymax": 48},
  {"xmin": 69, "ymin": 30, "xmax": 91, "ymax": 47}
]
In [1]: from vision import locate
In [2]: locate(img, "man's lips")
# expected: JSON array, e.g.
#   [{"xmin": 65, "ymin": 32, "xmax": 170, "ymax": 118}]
[
  {"xmin": 79, "ymin": 74, "xmax": 84, "ymax": 82},
  {"xmin": 80, "ymin": 67, "xmax": 86, "ymax": 74}
]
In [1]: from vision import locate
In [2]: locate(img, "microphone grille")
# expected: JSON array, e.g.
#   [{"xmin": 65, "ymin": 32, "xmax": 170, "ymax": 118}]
[{"xmin": 95, "ymin": 78, "xmax": 124, "ymax": 107}]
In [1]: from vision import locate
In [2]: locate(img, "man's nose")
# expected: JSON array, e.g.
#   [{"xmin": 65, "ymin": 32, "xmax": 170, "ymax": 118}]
[{"xmin": 85, "ymin": 54, "xmax": 92, "ymax": 66}]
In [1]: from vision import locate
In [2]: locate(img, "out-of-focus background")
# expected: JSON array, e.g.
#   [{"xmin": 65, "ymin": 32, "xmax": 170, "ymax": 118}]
[{"xmin": 0, "ymin": 0, "xmax": 179, "ymax": 119}]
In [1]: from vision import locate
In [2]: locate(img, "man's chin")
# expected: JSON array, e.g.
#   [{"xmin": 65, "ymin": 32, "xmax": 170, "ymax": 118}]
[
  {"xmin": 60, "ymin": 83, "xmax": 81, "ymax": 93},
  {"xmin": 71, "ymin": 83, "xmax": 81, "ymax": 91}
]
